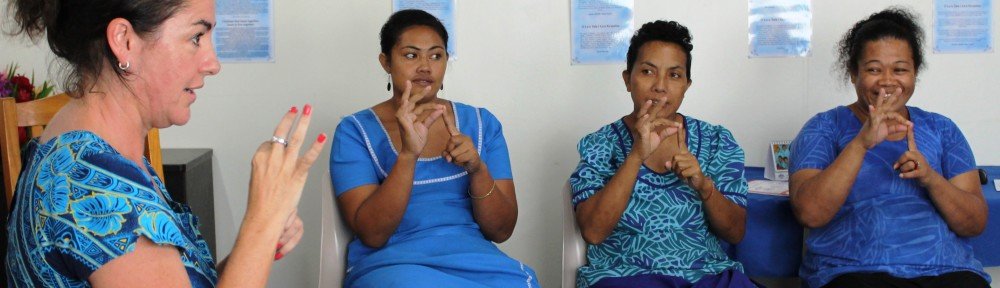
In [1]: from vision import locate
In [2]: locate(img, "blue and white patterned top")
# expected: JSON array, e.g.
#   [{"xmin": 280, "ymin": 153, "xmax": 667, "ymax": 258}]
[
  {"xmin": 790, "ymin": 106, "xmax": 988, "ymax": 288},
  {"xmin": 569, "ymin": 115, "xmax": 749, "ymax": 287},
  {"xmin": 6, "ymin": 131, "xmax": 217, "ymax": 287}
]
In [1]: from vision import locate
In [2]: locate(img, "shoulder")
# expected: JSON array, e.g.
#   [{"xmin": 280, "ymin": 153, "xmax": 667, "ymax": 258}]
[
  {"xmin": 685, "ymin": 115, "xmax": 740, "ymax": 147},
  {"xmin": 452, "ymin": 101, "xmax": 502, "ymax": 125},
  {"xmin": 579, "ymin": 120, "xmax": 623, "ymax": 150},
  {"xmin": 909, "ymin": 106, "xmax": 960, "ymax": 131}
]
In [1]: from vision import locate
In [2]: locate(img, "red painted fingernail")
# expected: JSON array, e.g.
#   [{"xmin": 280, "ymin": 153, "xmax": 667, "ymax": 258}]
[
  {"xmin": 275, "ymin": 252, "xmax": 284, "ymax": 261},
  {"xmin": 303, "ymin": 104, "xmax": 312, "ymax": 115},
  {"xmin": 276, "ymin": 243, "xmax": 284, "ymax": 250},
  {"xmin": 317, "ymin": 133, "xmax": 327, "ymax": 143},
  {"xmin": 290, "ymin": 106, "xmax": 298, "ymax": 113}
]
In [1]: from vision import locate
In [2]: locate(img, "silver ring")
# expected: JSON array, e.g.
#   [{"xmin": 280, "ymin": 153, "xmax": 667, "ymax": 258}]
[{"xmin": 271, "ymin": 136, "xmax": 288, "ymax": 146}]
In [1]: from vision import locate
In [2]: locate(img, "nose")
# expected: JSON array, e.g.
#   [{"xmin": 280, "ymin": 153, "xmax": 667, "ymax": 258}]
[
  {"xmin": 652, "ymin": 76, "xmax": 667, "ymax": 93},
  {"xmin": 202, "ymin": 46, "xmax": 222, "ymax": 76},
  {"xmin": 876, "ymin": 69, "xmax": 896, "ymax": 90}
]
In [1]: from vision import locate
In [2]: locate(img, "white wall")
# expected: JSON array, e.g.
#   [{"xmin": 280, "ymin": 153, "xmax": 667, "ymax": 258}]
[{"xmin": 3, "ymin": 1, "xmax": 998, "ymax": 287}]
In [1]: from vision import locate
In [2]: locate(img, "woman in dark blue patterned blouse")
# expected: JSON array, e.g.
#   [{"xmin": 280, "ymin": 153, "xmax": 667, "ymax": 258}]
[
  {"xmin": 789, "ymin": 8, "xmax": 989, "ymax": 288},
  {"xmin": 4, "ymin": 0, "xmax": 325, "ymax": 287},
  {"xmin": 569, "ymin": 20, "xmax": 757, "ymax": 288}
]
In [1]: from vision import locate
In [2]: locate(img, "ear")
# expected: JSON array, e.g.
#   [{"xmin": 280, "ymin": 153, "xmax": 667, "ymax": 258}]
[
  {"xmin": 622, "ymin": 70, "xmax": 632, "ymax": 92},
  {"xmin": 378, "ymin": 53, "xmax": 391, "ymax": 74},
  {"xmin": 849, "ymin": 71, "xmax": 858, "ymax": 84},
  {"xmin": 106, "ymin": 18, "xmax": 137, "ymax": 67},
  {"xmin": 686, "ymin": 78, "xmax": 693, "ymax": 88}
]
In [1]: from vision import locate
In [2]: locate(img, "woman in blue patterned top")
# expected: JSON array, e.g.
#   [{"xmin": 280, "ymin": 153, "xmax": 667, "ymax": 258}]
[
  {"xmin": 329, "ymin": 9, "xmax": 538, "ymax": 287},
  {"xmin": 569, "ymin": 20, "xmax": 756, "ymax": 288},
  {"xmin": 5, "ymin": 0, "xmax": 326, "ymax": 287},
  {"xmin": 789, "ymin": 8, "xmax": 989, "ymax": 288}
]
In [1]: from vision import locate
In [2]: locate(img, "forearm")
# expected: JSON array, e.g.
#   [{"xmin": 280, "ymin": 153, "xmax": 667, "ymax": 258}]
[
  {"xmin": 924, "ymin": 173, "xmax": 987, "ymax": 236},
  {"xmin": 216, "ymin": 213, "xmax": 286, "ymax": 287},
  {"xmin": 575, "ymin": 153, "xmax": 643, "ymax": 244},
  {"xmin": 699, "ymin": 182, "xmax": 747, "ymax": 244},
  {"xmin": 469, "ymin": 165, "xmax": 518, "ymax": 242},
  {"xmin": 791, "ymin": 139, "xmax": 866, "ymax": 227},
  {"xmin": 353, "ymin": 153, "xmax": 417, "ymax": 246}
]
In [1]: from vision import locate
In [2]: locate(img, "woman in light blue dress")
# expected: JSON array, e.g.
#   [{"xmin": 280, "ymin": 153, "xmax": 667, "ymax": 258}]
[{"xmin": 329, "ymin": 9, "xmax": 538, "ymax": 288}]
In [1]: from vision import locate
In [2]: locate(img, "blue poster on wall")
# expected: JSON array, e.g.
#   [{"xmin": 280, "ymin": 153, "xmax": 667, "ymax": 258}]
[
  {"xmin": 748, "ymin": 0, "xmax": 812, "ymax": 58},
  {"xmin": 570, "ymin": 0, "xmax": 634, "ymax": 65},
  {"xmin": 935, "ymin": 0, "xmax": 993, "ymax": 53},
  {"xmin": 393, "ymin": 0, "xmax": 457, "ymax": 59},
  {"xmin": 214, "ymin": 0, "xmax": 274, "ymax": 62}
]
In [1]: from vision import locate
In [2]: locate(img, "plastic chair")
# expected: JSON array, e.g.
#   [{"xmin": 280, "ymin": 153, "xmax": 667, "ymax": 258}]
[
  {"xmin": 318, "ymin": 172, "xmax": 354, "ymax": 287},
  {"xmin": 563, "ymin": 183, "xmax": 587, "ymax": 288}
]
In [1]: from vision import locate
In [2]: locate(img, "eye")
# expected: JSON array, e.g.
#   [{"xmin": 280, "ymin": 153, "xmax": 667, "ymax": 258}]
[
  {"xmin": 670, "ymin": 72, "xmax": 682, "ymax": 79},
  {"xmin": 866, "ymin": 67, "xmax": 880, "ymax": 74},
  {"xmin": 641, "ymin": 69, "xmax": 654, "ymax": 75},
  {"xmin": 191, "ymin": 32, "xmax": 205, "ymax": 46},
  {"xmin": 404, "ymin": 53, "xmax": 417, "ymax": 59},
  {"xmin": 894, "ymin": 68, "xmax": 909, "ymax": 74},
  {"xmin": 430, "ymin": 53, "xmax": 442, "ymax": 60}
]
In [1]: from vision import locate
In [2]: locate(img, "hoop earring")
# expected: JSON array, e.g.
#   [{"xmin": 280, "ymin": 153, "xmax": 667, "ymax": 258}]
[{"xmin": 118, "ymin": 61, "xmax": 130, "ymax": 71}]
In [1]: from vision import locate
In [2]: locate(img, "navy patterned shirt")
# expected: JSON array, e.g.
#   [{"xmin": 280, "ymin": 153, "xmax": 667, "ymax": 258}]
[{"xmin": 790, "ymin": 106, "xmax": 987, "ymax": 288}]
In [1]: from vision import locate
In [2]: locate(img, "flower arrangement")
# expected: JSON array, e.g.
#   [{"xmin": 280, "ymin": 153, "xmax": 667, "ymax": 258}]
[{"xmin": 1, "ymin": 64, "xmax": 57, "ymax": 143}]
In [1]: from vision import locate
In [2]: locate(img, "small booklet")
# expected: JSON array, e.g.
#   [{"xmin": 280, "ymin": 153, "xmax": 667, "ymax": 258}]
[{"xmin": 766, "ymin": 141, "xmax": 791, "ymax": 181}]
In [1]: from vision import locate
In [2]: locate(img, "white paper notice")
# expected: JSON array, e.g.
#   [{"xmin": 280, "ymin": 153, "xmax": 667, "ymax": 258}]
[
  {"xmin": 748, "ymin": 180, "xmax": 789, "ymax": 196},
  {"xmin": 214, "ymin": 0, "xmax": 274, "ymax": 62},
  {"xmin": 935, "ymin": 0, "xmax": 993, "ymax": 53},
  {"xmin": 394, "ymin": 0, "xmax": 457, "ymax": 58},
  {"xmin": 748, "ymin": 0, "xmax": 812, "ymax": 58},
  {"xmin": 571, "ymin": 0, "xmax": 634, "ymax": 64}
]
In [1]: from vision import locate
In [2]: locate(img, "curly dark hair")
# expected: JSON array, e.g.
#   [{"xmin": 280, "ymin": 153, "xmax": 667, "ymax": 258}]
[
  {"xmin": 836, "ymin": 7, "xmax": 924, "ymax": 83},
  {"xmin": 6, "ymin": 0, "xmax": 187, "ymax": 97},
  {"xmin": 625, "ymin": 20, "xmax": 694, "ymax": 80},
  {"xmin": 379, "ymin": 9, "xmax": 449, "ymax": 61}
]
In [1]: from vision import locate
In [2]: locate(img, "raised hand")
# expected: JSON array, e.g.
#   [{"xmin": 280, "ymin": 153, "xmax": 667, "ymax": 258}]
[
  {"xmin": 247, "ymin": 104, "xmax": 326, "ymax": 232},
  {"xmin": 664, "ymin": 122, "xmax": 713, "ymax": 195},
  {"xmin": 632, "ymin": 98, "xmax": 682, "ymax": 160},
  {"xmin": 396, "ymin": 80, "xmax": 446, "ymax": 156},
  {"xmin": 856, "ymin": 87, "xmax": 911, "ymax": 149},
  {"xmin": 441, "ymin": 110, "xmax": 483, "ymax": 174},
  {"xmin": 893, "ymin": 123, "xmax": 933, "ymax": 186}
]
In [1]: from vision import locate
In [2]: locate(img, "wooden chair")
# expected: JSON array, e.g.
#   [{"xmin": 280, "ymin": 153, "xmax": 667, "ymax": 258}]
[{"xmin": 0, "ymin": 93, "xmax": 164, "ymax": 213}]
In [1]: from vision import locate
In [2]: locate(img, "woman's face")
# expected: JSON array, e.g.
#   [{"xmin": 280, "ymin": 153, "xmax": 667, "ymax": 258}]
[
  {"xmin": 623, "ymin": 41, "xmax": 691, "ymax": 118},
  {"xmin": 381, "ymin": 25, "xmax": 447, "ymax": 100},
  {"xmin": 851, "ymin": 38, "xmax": 916, "ymax": 112},
  {"xmin": 134, "ymin": 0, "xmax": 221, "ymax": 128}
]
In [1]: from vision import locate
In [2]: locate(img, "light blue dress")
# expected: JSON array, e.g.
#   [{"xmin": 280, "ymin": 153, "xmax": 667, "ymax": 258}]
[
  {"xmin": 329, "ymin": 102, "xmax": 538, "ymax": 288},
  {"xmin": 6, "ymin": 131, "xmax": 217, "ymax": 287},
  {"xmin": 790, "ymin": 106, "xmax": 987, "ymax": 288},
  {"xmin": 569, "ymin": 115, "xmax": 749, "ymax": 287}
]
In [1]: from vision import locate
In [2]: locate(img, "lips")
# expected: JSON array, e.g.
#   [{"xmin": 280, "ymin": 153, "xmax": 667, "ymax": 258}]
[{"xmin": 411, "ymin": 78, "xmax": 435, "ymax": 86}]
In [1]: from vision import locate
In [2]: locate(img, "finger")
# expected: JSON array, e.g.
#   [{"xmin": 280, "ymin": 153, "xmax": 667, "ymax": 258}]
[
  {"xmin": 285, "ymin": 104, "xmax": 314, "ymax": 158},
  {"xmin": 637, "ymin": 100, "xmax": 653, "ymax": 118},
  {"xmin": 448, "ymin": 141, "xmax": 473, "ymax": 159},
  {"xmin": 409, "ymin": 84, "xmax": 431, "ymax": 105},
  {"xmin": 401, "ymin": 80, "xmax": 413, "ymax": 106},
  {"xmin": 293, "ymin": 133, "xmax": 328, "ymax": 178},
  {"xmin": 664, "ymin": 160, "xmax": 673, "ymax": 170},
  {"xmin": 442, "ymin": 106, "xmax": 460, "ymax": 136},
  {"xmin": 648, "ymin": 97, "xmax": 668, "ymax": 118},
  {"xmin": 411, "ymin": 103, "xmax": 442, "ymax": 120},
  {"xmin": 278, "ymin": 218, "xmax": 304, "ymax": 256},
  {"xmin": 876, "ymin": 87, "xmax": 887, "ymax": 109},
  {"xmin": 677, "ymin": 121, "xmax": 688, "ymax": 152},
  {"xmin": 907, "ymin": 122, "xmax": 917, "ymax": 151},
  {"xmin": 421, "ymin": 105, "xmax": 445, "ymax": 129},
  {"xmin": 271, "ymin": 106, "xmax": 299, "ymax": 144}
]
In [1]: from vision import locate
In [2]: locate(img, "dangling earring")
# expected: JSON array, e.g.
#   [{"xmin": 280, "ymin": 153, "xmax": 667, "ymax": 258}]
[
  {"xmin": 386, "ymin": 74, "xmax": 392, "ymax": 91},
  {"xmin": 440, "ymin": 83, "xmax": 444, "ymax": 90}
]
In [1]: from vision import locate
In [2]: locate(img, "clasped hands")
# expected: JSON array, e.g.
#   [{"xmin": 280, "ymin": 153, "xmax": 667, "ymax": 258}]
[
  {"xmin": 394, "ymin": 80, "xmax": 484, "ymax": 174},
  {"xmin": 855, "ymin": 88, "xmax": 935, "ymax": 186},
  {"xmin": 632, "ymin": 98, "xmax": 714, "ymax": 197}
]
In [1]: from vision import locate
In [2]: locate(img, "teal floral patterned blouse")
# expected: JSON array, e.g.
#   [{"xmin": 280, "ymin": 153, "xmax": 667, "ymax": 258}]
[
  {"xmin": 6, "ymin": 131, "xmax": 217, "ymax": 287},
  {"xmin": 569, "ymin": 115, "xmax": 749, "ymax": 287}
]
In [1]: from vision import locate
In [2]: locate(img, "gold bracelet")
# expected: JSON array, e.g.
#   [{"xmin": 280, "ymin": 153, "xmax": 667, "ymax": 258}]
[{"xmin": 469, "ymin": 181, "xmax": 496, "ymax": 200}]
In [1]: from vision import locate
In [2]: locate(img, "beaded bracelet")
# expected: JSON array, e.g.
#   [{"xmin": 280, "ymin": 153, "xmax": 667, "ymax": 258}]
[{"xmin": 469, "ymin": 181, "xmax": 496, "ymax": 200}]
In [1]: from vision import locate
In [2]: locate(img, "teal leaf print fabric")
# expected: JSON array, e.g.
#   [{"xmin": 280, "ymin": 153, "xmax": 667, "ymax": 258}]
[
  {"xmin": 6, "ymin": 131, "xmax": 218, "ymax": 287},
  {"xmin": 569, "ymin": 116, "xmax": 748, "ymax": 287}
]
